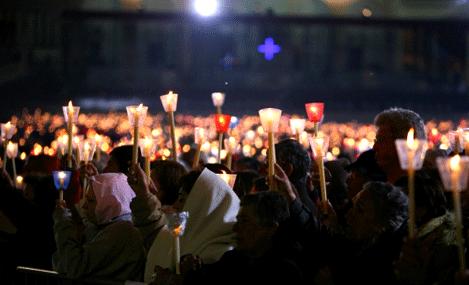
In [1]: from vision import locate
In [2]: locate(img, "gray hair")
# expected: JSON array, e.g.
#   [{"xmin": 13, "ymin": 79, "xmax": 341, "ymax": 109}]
[
  {"xmin": 374, "ymin": 107, "xmax": 427, "ymax": 140},
  {"xmin": 362, "ymin": 181, "xmax": 408, "ymax": 233}
]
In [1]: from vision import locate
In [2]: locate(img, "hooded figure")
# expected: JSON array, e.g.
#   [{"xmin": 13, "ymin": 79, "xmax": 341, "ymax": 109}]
[
  {"xmin": 144, "ymin": 168, "xmax": 240, "ymax": 282},
  {"xmin": 53, "ymin": 173, "xmax": 145, "ymax": 281}
]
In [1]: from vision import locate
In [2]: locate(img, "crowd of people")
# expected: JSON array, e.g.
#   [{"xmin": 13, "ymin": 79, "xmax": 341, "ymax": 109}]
[{"xmin": 1, "ymin": 106, "xmax": 469, "ymax": 284}]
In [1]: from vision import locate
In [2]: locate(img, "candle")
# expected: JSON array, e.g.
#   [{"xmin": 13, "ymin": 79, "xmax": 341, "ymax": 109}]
[
  {"xmin": 395, "ymin": 128, "xmax": 428, "ymax": 238},
  {"xmin": 94, "ymin": 134, "xmax": 103, "ymax": 161},
  {"xmin": 449, "ymin": 155, "xmax": 466, "ymax": 273},
  {"xmin": 193, "ymin": 127, "xmax": 206, "ymax": 169},
  {"xmin": 214, "ymin": 114, "xmax": 232, "ymax": 164},
  {"xmin": 58, "ymin": 171, "xmax": 66, "ymax": 201},
  {"xmin": 53, "ymin": 170, "xmax": 72, "ymax": 201},
  {"xmin": 258, "ymin": 108, "xmax": 282, "ymax": 188},
  {"xmin": 173, "ymin": 225, "xmax": 182, "ymax": 274},
  {"xmin": 2, "ymin": 122, "xmax": 16, "ymax": 172},
  {"xmin": 160, "ymin": 91, "xmax": 179, "ymax": 161},
  {"xmin": 309, "ymin": 136, "xmax": 329, "ymax": 205},
  {"xmin": 62, "ymin": 101, "xmax": 80, "ymax": 167},
  {"xmin": 78, "ymin": 140, "xmax": 96, "ymax": 165},
  {"xmin": 224, "ymin": 136, "xmax": 238, "ymax": 170},
  {"xmin": 6, "ymin": 142, "xmax": 18, "ymax": 182},
  {"xmin": 139, "ymin": 137, "xmax": 156, "ymax": 178},
  {"xmin": 126, "ymin": 104, "xmax": 148, "ymax": 165},
  {"xmin": 289, "ymin": 118, "xmax": 306, "ymax": 142},
  {"xmin": 305, "ymin": 102, "xmax": 324, "ymax": 137},
  {"xmin": 211, "ymin": 92, "xmax": 225, "ymax": 114},
  {"xmin": 16, "ymin": 175, "xmax": 23, "ymax": 189}
]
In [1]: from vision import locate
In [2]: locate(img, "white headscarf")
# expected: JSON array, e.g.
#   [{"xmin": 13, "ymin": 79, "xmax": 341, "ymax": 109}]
[
  {"xmin": 144, "ymin": 168, "xmax": 240, "ymax": 282},
  {"xmin": 90, "ymin": 173, "xmax": 136, "ymax": 225}
]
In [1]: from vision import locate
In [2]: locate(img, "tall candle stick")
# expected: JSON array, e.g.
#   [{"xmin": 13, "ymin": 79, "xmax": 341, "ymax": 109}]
[
  {"xmin": 450, "ymin": 155, "xmax": 466, "ymax": 273},
  {"xmin": 218, "ymin": 133, "xmax": 223, "ymax": 164},
  {"xmin": 193, "ymin": 127, "xmax": 205, "ymax": 169},
  {"xmin": 258, "ymin": 108, "xmax": 282, "ymax": 188},
  {"xmin": 160, "ymin": 91, "xmax": 179, "ymax": 161},
  {"xmin": 174, "ymin": 234, "xmax": 181, "ymax": 274},
  {"xmin": 193, "ymin": 143, "xmax": 202, "ymax": 169},
  {"xmin": 67, "ymin": 102, "xmax": 74, "ymax": 168},
  {"xmin": 133, "ymin": 110, "xmax": 140, "ymax": 165},
  {"xmin": 309, "ymin": 136, "xmax": 329, "ymax": 206}
]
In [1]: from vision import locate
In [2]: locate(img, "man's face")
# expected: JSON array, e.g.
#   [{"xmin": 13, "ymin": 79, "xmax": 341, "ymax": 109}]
[{"xmin": 373, "ymin": 125, "xmax": 399, "ymax": 174}]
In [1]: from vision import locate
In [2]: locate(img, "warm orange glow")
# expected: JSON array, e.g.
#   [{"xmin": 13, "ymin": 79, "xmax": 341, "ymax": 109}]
[
  {"xmin": 173, "ymin": 225, "xmax": 183, "ymax": 236},
  {"xmin": 450, "ymin": 155, "xmax": 461, "ymax": 172},
  {"xmin": 406, "ymin": 128, "xmax": 418, "ymax": 150}
]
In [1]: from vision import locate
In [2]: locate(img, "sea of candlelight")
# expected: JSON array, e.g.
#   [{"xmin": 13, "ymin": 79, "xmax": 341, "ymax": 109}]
[{"xmin": 2, "ymin": 109, "xmax": 466, "ymax": 165}]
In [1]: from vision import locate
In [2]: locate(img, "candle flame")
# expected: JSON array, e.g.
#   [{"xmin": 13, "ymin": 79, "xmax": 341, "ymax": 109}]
[
  {"xmin": 136, "ymin": 103, "xmax": 144, "ymax": 113},
  {"xmin": 310, "ymin": 106, "xmax": 318, "ymax": 113},
  {"xmin": 16, "ymin": 175, "xmax": 23, "ymax": 184},
  {"xmin": 173, "ymin": 225, "xmax": 183, "ymax": 236},
  {"xmin": 68, "ymin": 101, "xmax": 74, "ymax": 112},
  {"xmin": 406, "ymin": 128, "xmax": 417, "ymax": 149},
  {"xmin": 58, "ymin": 171, "xmax": 67, "ymax": 180},
  {"xmin": 450, "ymin": 155, "xmax": 461, "ymax": 172}
]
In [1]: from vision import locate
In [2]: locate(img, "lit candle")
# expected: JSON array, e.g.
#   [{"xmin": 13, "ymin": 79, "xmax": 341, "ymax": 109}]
[
  {"xmin": 258, "ymin": 108, "xmax": 282, "ymax": 188},
  {"xmin": 289, "ymin": 118, "xmax": 306, "ymax": 142},
  {"xmin": 217, "ymin": 171, "xmax": 237, "ymax": 188},
  {"xmin": 406, "ymin": 128, "xmax": 417, "ymax": 238},
  {"xmin": 211, "ymin": 92, "xmax": 225, "ymax": 114},
  {"xmin": 58, "ymin": 171, "xmax": 66, "ymax": 201},
  {"xmin": 126, "ymin": 104, "xmax": 148, "ymax": 166},
  {"xmin": 16, "ymin": 175, "xmax": 23, "ymax": 189},
  {"xmin": 305, "ymin": 102, "xmax": 324, "ymax": 137},
  {"xmin": 214, "ymin": 114, "xmax": 232, "ymax": 164},
  {"xmin": 6, "ymin": 142, "xmax": 18, "ymax": 182},
  {"xmin": 1, "ymin": 121, "xmax": 16, "ymax": 172},
  {"xmin": 65, "ymin": 101, "xmax": 75, "ymax": 168},
  {"xmin": 309, "ymin": 136, "xmax": 329, "ymax": 206},
  {"xmin": 449, "ymin": 155, "xmax": 466, "ymax": 273},
  {"xmin": 173, "ymin": 225, "xmax": 183, "ymax": 274},
  {"xmin": 160, "ymin": 91, "xmax": 179, "ymax": 161},
  {"xmin": 224, "ymin": 136, "xmax": 238, "ymax": 170},
  {"xmin": 94, "ymin": 134, "xmax": 103, "ymax": 161},
  {"xmin": 193, "ymin": 127, "xmax": 206, "ymax": 169},
  {"xmin": 139, "ymin": 137, "xmax": 156, "ymax": 178}
]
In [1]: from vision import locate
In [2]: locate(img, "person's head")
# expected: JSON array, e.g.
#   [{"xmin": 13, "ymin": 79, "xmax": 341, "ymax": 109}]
[
  {"xmin": 346, "ymin": 181, "xmax": 408, "ymax": 241},
  {"xmin": 151, "ymin": 160, "xmax": 187, "ymax": 205},
  {"xmin": 275, "ymin": 139, "xmax": 311, "ymax": 183},
  {"xmin": 232, "ymin": 170, "xmax": 260, "ymax": 199},
  {"xmin": 373, "ymin": 108, "xmax": 426, "ymax": 181},
  {"xmin": 82, "ymin": 173, "xmax": 136, "ymax": 225},
  {"xmin": 103, "ymin": 145, "xmax": 143, "ymax": 176},
  {"xmin": 345, "ymin": 149, "xmax": 387, "ymax": 200},
  {"xmin": 233, "ymin": 191, "xmax": 290, "ymax": 256},
  {"xmin": 234, "ymin": 157, "xmax": 261, "ymax": 173}
]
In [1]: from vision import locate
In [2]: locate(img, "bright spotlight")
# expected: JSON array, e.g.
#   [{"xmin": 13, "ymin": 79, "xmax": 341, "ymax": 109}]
[{"xmin": 194, "ymin": 0, "xmax": 218, "ymax": 17}]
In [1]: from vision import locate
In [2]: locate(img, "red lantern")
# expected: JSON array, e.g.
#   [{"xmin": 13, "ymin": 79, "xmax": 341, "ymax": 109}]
[
  {"xmin": 305, "ymin": 102, "xmax": 324, "ymax": 123},
  {"xmin": 214, "ymin": 114, "xmax": 231, "ymax": 133}
]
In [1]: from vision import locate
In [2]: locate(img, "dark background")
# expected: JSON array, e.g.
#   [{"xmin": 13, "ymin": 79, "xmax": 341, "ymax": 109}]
[{"xmin": 1, "ymin": 2, "xmax": 469, "ymax": 122}]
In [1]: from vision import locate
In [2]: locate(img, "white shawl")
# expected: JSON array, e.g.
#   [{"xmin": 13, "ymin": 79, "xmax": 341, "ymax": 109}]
[{"xmin": 144, "ymin": 168, "xmax": 240, "ymax": 282}]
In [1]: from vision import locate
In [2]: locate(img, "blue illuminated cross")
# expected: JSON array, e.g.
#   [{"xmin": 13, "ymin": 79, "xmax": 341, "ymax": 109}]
[{"xmin": 257, "ymin": 37, "xmax": 281, "ymax": 61}]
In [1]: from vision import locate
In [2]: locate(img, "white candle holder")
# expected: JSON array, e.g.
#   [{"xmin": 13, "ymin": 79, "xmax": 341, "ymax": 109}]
[
  {"xmin": 6, "ymin": 142, "xmax": 18, "ymax": 159},
  {"xmin": 309, "ymin": 135, "xmax": 330, "ymax": 159},
  {"xmin": 1, "ymin": 122, "xmax": 16, "ymax": 141},
  {"xmin": 160, "ymin": 91, "xmax": 178, "ymax": 112},
  {"xmin": 437, "ymin": 155, "xmax": 469, "ymax": 192},
  {"xmin": 211, "ymin": 92, "xmax": 225, "ymax": 107},
  {"xmin": 78, "ymin": 139, "xmax": 97, "ymax": 164},
  {"xmin": 258, "ymin": 108, "xmax": 282, "ymax": 133},
  {"xmin": 62, "ymin": 101, "xmax": 80, "ymax": 123},
  {"xmin": 57, "ymin": 135, "xmax": 69, "ymax": 155},
  {"xmin": 449, "ymin": 129, "xmax": 464, "ymax": 154},
  {"xmin": 194, "ymin": 127, "xmax": 207, "ymax": 145},
  {"xmin": 139, "ymin": 137, "xmax": 157, "ymax": 158},
  {"xmin": 395, "ymin": 134, "xmax": 428, "ymax": 170},
  {"xmin": 289, "ymin": 118, "xmax": 306, "ymax": 135},
  {"xmin": 126, "ymin": 104, "xmax": 148, "ymax": 127}
]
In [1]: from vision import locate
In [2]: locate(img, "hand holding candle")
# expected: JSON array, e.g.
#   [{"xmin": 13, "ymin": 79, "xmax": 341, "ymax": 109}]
[
  {"xmin": 395, "ymin": 128, "xmax": 428, "ymax": 238},
  {"xmin": 437, "ymin": 155, "xmax": 469, "ymax": 273},
  {"xmin": 258, "ymin": 108, "xmax": 282, "ymax": 188}
]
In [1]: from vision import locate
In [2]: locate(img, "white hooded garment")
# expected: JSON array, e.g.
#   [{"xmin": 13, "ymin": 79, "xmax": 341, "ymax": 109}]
[{"xmin": 144, "ymin": 168, "xmax": 240, "ymax": 282}]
